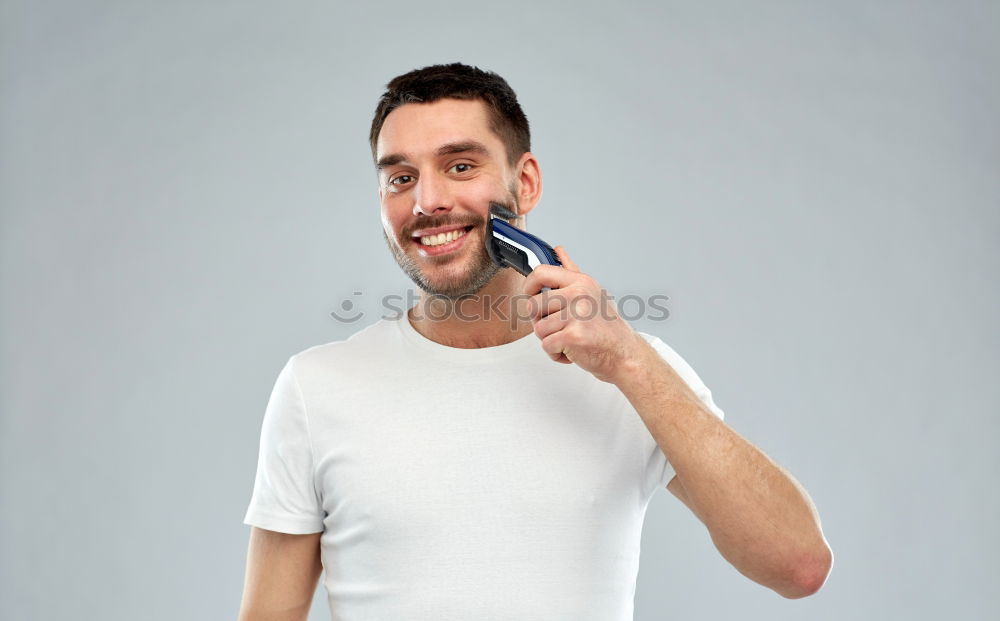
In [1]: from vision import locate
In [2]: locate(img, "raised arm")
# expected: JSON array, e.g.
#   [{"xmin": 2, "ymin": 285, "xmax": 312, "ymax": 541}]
[{"xmin": 237, "ymin": 527, "xmax": 323, "ymax": 621}]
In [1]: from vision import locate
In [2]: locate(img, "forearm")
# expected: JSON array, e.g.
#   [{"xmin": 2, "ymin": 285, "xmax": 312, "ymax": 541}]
[
  {"xmin": 614, "ymin": 338, "xmax": 832, "ymax": 597},
  {"xmin": 237, "ymin": 528, "xmax": 322, "ymax": 621},
  {"xmin": 237, "ymin": 606, "xmax": 311, "ymax": 621}
]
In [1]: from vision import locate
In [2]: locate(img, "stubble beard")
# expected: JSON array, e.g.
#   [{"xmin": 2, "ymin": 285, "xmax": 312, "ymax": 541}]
[
  {"xmin": 384, "ymin": 190, "xmax": 519, "ymax": 300},
  {"xmin": 382, "ymin": 225, "xmax": 500, "ymax": 299}
]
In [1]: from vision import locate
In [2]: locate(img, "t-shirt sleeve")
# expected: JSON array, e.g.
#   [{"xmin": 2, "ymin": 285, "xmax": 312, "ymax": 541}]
[
  {"xmin": 243, "ymin": 355, "xmax": 325, "ymax": 534},
  {"xmin": 639, "ymin": 334, "xmax": 726, "ymax": 491}
]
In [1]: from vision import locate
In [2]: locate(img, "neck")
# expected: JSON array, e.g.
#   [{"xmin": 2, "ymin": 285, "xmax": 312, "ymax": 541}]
[{"xmin": 407, "ymin": 269, "xmax": 535, "ymax": 349}]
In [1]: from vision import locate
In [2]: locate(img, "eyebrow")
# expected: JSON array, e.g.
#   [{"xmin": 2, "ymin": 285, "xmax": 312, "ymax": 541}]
[{"xmin": 375, "ymin": 140, "xmax": 491, "ymax": 170}]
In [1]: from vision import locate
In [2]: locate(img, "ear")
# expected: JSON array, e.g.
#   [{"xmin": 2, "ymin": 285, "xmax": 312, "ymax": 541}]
[{"xmin": 512, "ymin": 152, "xmax": 543, "ymax": 217}]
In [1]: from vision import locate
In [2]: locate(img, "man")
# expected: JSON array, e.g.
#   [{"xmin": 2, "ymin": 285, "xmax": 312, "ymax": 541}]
[{"xmin": 238, "ymin": 63, "xmax": 833, "ymax": 621}]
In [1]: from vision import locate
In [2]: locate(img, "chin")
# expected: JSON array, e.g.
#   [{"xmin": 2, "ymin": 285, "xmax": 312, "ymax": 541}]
[
  {"xmin": 385, "ymin": 229, "xmax": 502, "ymax": 298},
  {"xmin": 414, "ymin": 263, "xmax": 501, "ymax": 299}
]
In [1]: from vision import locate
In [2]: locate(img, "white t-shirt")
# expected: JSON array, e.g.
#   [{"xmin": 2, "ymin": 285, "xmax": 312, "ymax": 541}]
[{"xmin": 244, "ymin": 312, "xmax": 724, "ymax": 621}]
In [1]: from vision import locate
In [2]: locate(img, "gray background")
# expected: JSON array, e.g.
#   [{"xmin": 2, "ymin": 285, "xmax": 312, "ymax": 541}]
[{"xmin": 2, "ymin": 1, "xmax": 997, "ymax": 619}]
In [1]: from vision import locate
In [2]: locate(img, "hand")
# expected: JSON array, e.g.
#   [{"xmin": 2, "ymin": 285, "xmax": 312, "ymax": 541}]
[{"xmin": 521, "ymin": 246, "xmax": 650, "ymax": 384}]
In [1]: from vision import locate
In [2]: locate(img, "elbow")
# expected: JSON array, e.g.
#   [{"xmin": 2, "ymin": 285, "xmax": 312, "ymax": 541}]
[{"xmin": 780, "ymin": 542, "xmax": 834, "ymax": 599}]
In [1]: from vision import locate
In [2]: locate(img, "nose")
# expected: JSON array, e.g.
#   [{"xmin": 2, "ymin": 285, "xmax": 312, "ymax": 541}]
[{"xmin": 412, "ymin": 172, "xmax": 452, "ymax": 217}]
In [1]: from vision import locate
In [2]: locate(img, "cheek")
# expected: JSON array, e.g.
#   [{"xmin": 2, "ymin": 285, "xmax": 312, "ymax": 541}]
[
  {"xmin": 465, "ymin": 180, "xmax": 508, "ymax": 211},
  {"xmin": 380, "ymin": 210, "xmax": 403, "ymax": 241}
]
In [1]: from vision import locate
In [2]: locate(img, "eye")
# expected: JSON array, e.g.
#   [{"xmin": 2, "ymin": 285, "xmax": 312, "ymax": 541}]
[
  {"xmin": 449, "ymin": 163, "xmax": 474, "ymax": 174},
  {"xmin": 389, "ymin": 174, "xmax": 414, "ymax": 187}
]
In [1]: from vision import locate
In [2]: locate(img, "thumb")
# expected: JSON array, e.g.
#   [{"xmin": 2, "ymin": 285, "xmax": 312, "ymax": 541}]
[{"xmin": 554, "ymin": 246, "xmax": 579, "ymax": 272}]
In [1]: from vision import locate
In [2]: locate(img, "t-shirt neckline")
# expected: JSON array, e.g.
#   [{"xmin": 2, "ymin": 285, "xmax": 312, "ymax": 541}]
[{"xmin": 394, "ymin": 308, "xmax": 539, "ymax": 362}]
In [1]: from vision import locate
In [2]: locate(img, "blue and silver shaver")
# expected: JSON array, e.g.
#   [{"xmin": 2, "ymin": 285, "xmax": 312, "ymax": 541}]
[{"xmin": 485, "ymin": 203, "xmax": 562, "ymax": 277}]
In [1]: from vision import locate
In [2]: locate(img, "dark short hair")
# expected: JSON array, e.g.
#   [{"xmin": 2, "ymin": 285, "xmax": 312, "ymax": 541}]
[{"xmin": 369, "ymin": 63, "xmax": 531, "ymax": 167}]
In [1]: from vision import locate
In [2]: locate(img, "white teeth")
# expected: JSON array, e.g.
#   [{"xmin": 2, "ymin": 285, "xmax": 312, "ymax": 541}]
[{"xmin": 420, "ymin": 228, "xmax": 467, "ymax": 247}]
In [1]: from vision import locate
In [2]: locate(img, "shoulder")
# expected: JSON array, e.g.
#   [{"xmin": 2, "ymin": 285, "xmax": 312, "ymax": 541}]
[
  {"xmin": 285, "ymin": 316, "xmax": 401, "ymax": 381},
  {"xmin": 634, "ymin": 331, "xmax": 710, "ymax": 390},
  {"xmin": 635, "ymin": 330, "xmax": 725, "ymax": 420}
]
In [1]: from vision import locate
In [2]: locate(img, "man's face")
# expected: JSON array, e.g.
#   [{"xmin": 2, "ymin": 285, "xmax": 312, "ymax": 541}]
[{"xmin": 376, "ymin": 98, "xmax": 519, "ymax": 298}]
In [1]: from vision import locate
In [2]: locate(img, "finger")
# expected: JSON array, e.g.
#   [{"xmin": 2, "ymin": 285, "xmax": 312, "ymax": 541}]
[
  {"xmin": 540, "ymin": 331, "xmax": 574, "ymax": 364},
  {"xmin": 522, "ymin": 264, "xmax": 580, "ymax": 296},
  {"xmin": 528, "ymin": 290, "xmax": 571, "ymax": 321},
  {"xmin": 533, "ymin": 308, "xmax": 570, "ymax": 340},
  {"xmin": 554, "ymin": 246, "xmax": 579, "ymax": 272}
]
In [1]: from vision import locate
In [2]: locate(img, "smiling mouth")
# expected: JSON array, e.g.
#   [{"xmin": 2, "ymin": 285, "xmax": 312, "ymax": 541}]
[
  {"xmin": 414, "ymin": 225, "xmax": 474, "ymax": 247},
  {"xmin": 412, "ymin": 225, "xmax": 476, "ymax": 256}
]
